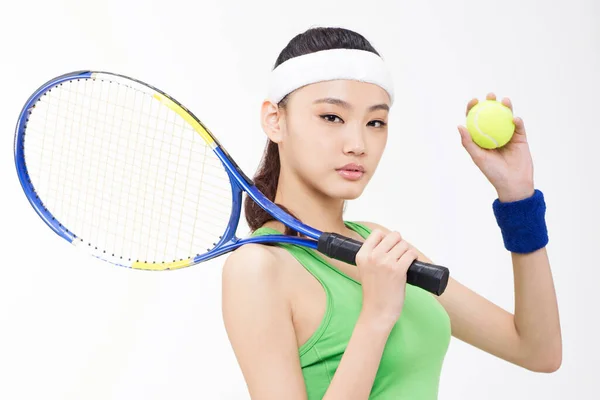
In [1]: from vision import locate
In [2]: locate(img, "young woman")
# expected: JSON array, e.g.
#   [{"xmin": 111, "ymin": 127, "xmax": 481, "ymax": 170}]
[{"xmin": 222, "ymin": 27, "xmax": 561, "ymax": 399}]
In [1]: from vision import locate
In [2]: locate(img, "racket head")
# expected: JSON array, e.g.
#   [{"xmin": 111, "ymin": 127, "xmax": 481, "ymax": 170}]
[
  {"xmin": 14, "ymin": 71, "xmax": 244, "ymax": 270},
  {"xmin": 15, "ymin": 71, "xmax": 324, "ymax": 270}
]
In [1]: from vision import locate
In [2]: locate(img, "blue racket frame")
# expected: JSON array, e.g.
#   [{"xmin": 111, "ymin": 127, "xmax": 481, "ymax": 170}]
[
  {"xmin": 14, "ymin": 71, "xmax": 92, "ymax": 243},
  {"xmin": 14, "ymin": 70, "xmax": 326, "ymax": 268}
]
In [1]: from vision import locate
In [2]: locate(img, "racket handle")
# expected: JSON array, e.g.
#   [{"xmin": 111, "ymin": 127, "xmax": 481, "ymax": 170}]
[{"xmin": 317, "ymin": 233, "xmax": 449, "ymax": 296}]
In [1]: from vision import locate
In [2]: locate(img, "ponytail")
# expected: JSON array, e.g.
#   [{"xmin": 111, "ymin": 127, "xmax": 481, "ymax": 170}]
[{"xmin": 243, "ymin": 137, "xmax": 300, "ymax": 236}]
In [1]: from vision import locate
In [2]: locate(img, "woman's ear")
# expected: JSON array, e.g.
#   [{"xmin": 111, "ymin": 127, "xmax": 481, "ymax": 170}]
[{"xmin": 260, "ymin": 100, "xmax": 285, "ymax": 144}]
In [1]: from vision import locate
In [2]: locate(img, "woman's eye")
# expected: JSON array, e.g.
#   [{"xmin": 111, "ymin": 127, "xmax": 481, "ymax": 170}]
[
  {"xmin": 369, "ymin": 120, "xmax": 387, "ymax": 128},
  {"xmin": 320, "ymin": 114, "xmax": 342, "ymax": 123}
]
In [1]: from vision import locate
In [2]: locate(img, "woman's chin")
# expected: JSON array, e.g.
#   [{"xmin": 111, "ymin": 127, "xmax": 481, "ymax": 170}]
[{"xmin": 327, "ymin": 182, "xmax": 367, "ymax": 200}]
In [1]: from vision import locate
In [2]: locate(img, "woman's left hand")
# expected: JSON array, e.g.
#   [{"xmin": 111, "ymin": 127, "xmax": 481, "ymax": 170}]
[{"xmin": 458, "ymin": 93, "xmax": 535, "ymax": 202}]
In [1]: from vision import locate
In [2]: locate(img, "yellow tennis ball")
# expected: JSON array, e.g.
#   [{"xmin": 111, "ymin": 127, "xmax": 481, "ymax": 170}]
[{"xmin": 466, "ymin": 100, "xmax": 515, "ymax": 149}]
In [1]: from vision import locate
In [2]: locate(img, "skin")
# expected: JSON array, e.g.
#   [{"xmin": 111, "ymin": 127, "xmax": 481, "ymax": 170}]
[{"xmin": 221, "ymin": 79, "xmax": 562, "ymax": 400}]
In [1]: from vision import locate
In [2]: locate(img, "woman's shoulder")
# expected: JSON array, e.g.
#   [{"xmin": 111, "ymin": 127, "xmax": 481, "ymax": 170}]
[
  {"xmin": 222, "ymin": 243, "xmax": 281, "ymax": 284},
  {"xmin": 221, "ymin": 243, "xmax": 294, "ymax": 321}
]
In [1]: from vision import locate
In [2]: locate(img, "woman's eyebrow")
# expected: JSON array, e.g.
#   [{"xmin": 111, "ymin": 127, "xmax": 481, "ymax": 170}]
[{"xmin": 313, "ymin": 97, "xmax": 389, "ymax": 112}]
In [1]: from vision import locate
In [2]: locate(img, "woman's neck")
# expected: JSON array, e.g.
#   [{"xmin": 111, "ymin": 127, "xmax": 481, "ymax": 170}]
[{"xmin": 271, "ymin": 170, "xmax": 349, "ymax": 236}]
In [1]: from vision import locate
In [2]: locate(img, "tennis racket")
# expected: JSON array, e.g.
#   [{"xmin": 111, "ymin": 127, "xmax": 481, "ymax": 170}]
[{"xmin": 14, "ymin": 71, "xmax": 449, "ymax": 295}]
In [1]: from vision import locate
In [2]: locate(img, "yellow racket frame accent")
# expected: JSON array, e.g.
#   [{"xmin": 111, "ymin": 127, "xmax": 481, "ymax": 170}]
[
  {"xmin": 153, "ymin": 93, "xmax": 216, "ymax": 147},
  {"xmin": 132, "ymin": 258, "xmax": 192, "ymax": 271}
]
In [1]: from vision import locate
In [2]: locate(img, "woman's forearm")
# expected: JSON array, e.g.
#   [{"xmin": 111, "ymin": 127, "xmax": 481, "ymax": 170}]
[
  {"xmin": 322, "ymin": 312, "xmax": 394, "ymax": 400},
  {"xmin": 512, "ymin": 247, "xmax": 562, "ymax": 371}
]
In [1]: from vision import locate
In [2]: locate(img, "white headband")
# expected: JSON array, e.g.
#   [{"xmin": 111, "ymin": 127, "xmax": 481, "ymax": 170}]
[{"xmin": 267, "ymin": 48, "xmax": 394, "ymax": 105}]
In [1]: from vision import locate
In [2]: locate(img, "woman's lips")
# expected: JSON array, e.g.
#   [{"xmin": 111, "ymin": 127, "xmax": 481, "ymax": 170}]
[{"xmin": 336, "ymin": 163, "xmax": 365, "ymax": 181}]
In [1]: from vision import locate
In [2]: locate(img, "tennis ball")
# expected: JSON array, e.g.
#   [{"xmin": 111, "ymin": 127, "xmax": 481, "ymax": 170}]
[{"xmin": 466, "ymin": 100, "xmax": 515, "ymax": 149}]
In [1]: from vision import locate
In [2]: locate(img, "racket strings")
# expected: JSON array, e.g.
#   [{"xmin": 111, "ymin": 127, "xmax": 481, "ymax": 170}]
[
  {"xmin": 33, "ymin": 99, "xmax": 229, "ymax": 168},
  {"xmin": 24, "ymin": 77, "xmax": 233, "ymax": 264}
]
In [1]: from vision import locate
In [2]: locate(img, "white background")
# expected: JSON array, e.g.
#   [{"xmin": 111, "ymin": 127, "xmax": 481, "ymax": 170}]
[{"xmin": 1, "ymin": 0, "xmax": 598, "ymax": 399}]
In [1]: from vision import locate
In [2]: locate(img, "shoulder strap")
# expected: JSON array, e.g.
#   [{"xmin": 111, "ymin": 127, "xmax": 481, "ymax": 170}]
[{"xmin": 343, "ymin": 221, "xmax": 372, "ymax": 238}]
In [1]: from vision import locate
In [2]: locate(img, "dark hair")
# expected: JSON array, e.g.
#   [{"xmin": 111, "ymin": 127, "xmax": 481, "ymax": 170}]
[{"xmin": 244, "ymin": 27, "xmax": 381, "ymax": 235}]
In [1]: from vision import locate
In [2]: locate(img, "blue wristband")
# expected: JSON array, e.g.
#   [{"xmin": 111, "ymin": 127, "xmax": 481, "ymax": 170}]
[{"xmin": 492, "ymin": 189, "xmax": 549, "ymax": 254}]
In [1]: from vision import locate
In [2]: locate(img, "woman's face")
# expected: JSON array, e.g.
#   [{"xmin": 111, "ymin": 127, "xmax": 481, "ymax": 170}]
[{"xmin": 277, "ymin": 79, "xmax": 390, "ymax": 200}]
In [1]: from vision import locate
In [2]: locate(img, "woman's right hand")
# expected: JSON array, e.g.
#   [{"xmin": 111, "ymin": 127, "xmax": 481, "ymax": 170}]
[{"xmin": 355, "ymin": 229, "xmax": 418, "ymax": 327}]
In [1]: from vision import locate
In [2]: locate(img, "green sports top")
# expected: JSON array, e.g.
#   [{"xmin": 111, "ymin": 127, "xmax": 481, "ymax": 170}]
[{"xmin": 251, "ymin": 221, "xmax": 451, "ymax": 399}]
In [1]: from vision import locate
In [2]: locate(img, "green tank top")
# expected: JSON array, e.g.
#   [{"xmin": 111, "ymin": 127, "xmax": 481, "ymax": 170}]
[{"xmin": 251, "ymin": 221, "xmax": 451, "ymax": 399}]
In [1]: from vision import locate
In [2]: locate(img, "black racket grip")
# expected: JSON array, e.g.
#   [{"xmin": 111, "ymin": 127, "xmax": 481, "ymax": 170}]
[{"xmin": 317, "ymin": 233, "xmax": 449, "ymax": 296}]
